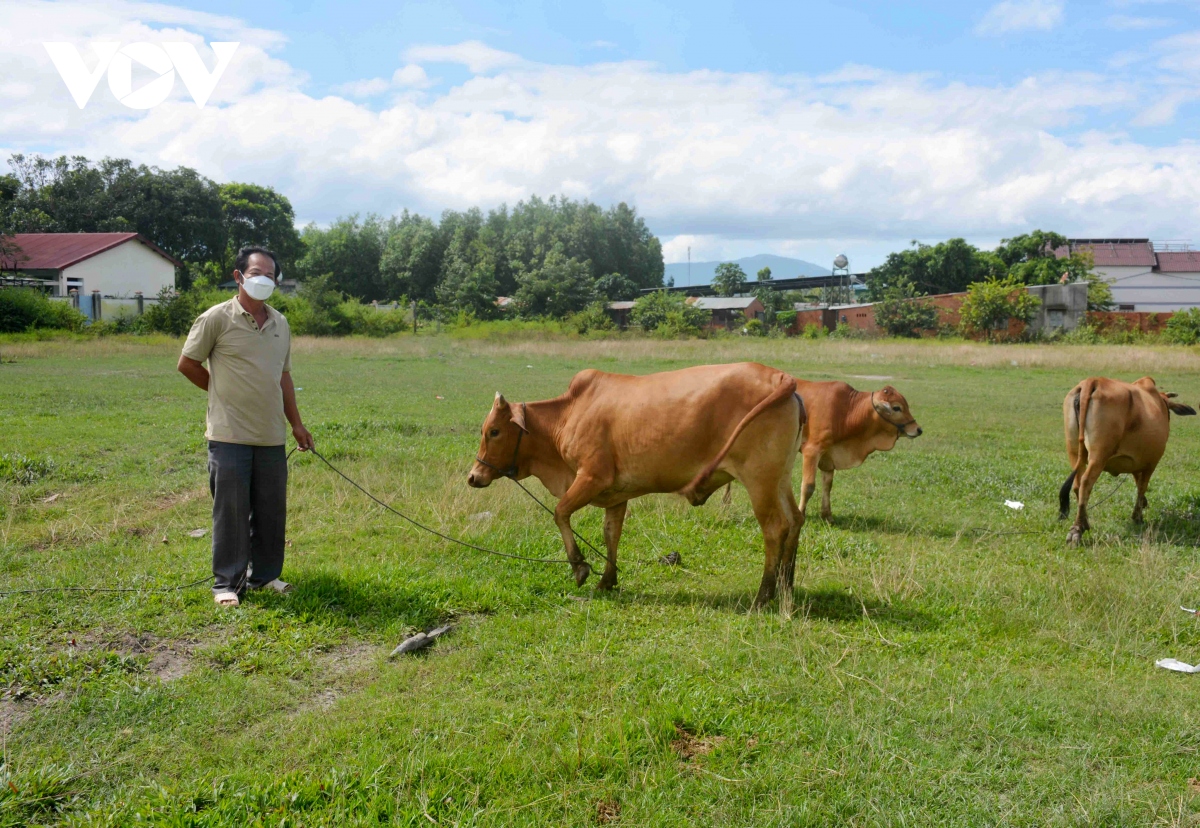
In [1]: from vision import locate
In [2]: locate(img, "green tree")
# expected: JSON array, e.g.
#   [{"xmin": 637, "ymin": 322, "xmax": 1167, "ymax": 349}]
[
  {"xmin": 513, "ymin": 246, "xmax": 596, "ymax": 317},
  {"xmin": 867, "ymin": 238, "xmax": 999, "ymax": 300},
  {"xmin": 757, "ymin": 266, "xmax": 771, "ymax": 282},
  {"xmin": 437, "ymin": 231, "xmax": 500, "ymax": 318},
  {"xmin": 4, "ymin": 153, "xmax": 225, "ymax": 267},
  {"xmin": 219, "ymin": 183, "xmax": 303, "ymax": 272},
  {"xmin": 873, "ymin": 278, "xmax": 938, "ymax": 337},
  {"xmin": 379, "ymin": 211, "xmax": 446, "ymax": 302},
  {"xmin": 712, "ymin": 262, "xmax": 747, "ymax": 297},
  {"xmin": 958, "ymin": 277, "xmax": 1040, "ymax": 341},
  {"xmin": 595, "ymin": 272, "xmax": 638, "ymax": 301},
  {"xmin": 295, "ymin": 214, "xmax": 389, "ymax": 299}
]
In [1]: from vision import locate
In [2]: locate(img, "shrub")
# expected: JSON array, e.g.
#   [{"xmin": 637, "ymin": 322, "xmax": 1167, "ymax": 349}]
[
  {"xmin": 1165, "ymin": 308, "xmax": 1200, "ymax": 345},
  {"xmin": 958, "ymin": 277, "xmax": 1040, "ymax": 341},
  {"xmin": 800, "ymin": 322, "xmax": 825, "ymax": 339},
  {"xmin": 630, "ymin": 291, "xmax": 708, "ymax": 334},
  {"xmin": 567, "ymin": 301, "xmax": 616, "ymax": 335},
  {"xmin": 873, "ymin": 280, "xmax": 938, "ymax": 337},
  {"xmin": 776, "ymin": 309, "xmax": 798, "ymax": 330},
  {"xmin": 653, "ymin": 309, "xmax": 706, "ymax": 339},
  {"xmin": 141, "ymin": 287, "xmax": 231, "ymax": 336},
  {"xmin": 0, "ymin": 453, "xmax": 56, "ymax": 484},
  {"xmin": 0, "ymin": 289, "xmax": 87, "ymax": 333},
  {"xmin": 742, "ymin": 318, "xmax": 766, "ymax": 336}
]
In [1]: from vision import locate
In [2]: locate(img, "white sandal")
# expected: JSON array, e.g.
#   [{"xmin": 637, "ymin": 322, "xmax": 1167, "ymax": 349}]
[
  {"xmin": 254, "ymin": 579, "xmax": 292, "ymax": 594},
  {"xmin": 213, "ymin": 590, "xmax": 240, "ymax": 607}
]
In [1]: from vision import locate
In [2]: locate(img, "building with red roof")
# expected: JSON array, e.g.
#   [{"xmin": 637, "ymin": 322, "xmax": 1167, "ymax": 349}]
[
  {"xmin": 1, "ymin": 233, "xmax": 180, "ymax": 301},
  {"xmin": 1055, "ymin": 239, "xmax": 1200, "ymax": 312}
]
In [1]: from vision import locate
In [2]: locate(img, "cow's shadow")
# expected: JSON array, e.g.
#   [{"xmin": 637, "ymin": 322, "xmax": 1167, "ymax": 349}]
[
  {"xmin": 245, "ymin": 569, "xmax": 447, "ymax": 633},
  {"xmin": 620, "ymin": 585, "xmax": 939, "ymax": 632},
  {"xmin": 811, "ymin": 512, "xmax": 964, "ymax": 540}
]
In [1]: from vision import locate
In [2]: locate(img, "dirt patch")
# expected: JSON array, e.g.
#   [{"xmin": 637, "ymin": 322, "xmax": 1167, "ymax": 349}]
[
  {"xmin": 152, "ymin": 488, "xmax": 205, "ymax": 512},
  {"xmin": 77, "ymin": 632, "xmax": 196, "ymax": 683},
  {"xmin": 287, "ymin": 640, "xmax": 380, "ymax": 718},
  {"xmin": 1, "ymin": 696, "xmax": 32, "ymax": 733},
  {"xmin": 320, "ymin": 640, "xmax": 378, "ymax": 675},
  {"xmin": 596, "ymin": 798, "xmax": 621, "ymax": 824},
  {"xmin": 670, "ymin": 724, "xmax": 726, "ymax": 761}
]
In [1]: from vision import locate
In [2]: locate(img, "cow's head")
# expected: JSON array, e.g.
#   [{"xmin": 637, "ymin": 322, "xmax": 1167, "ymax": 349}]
[
  {"xmin": 468, "ymin": 392, "xmax": 528, "ymax": 488},
  {"xmin": 1136, "ymin": 377, "xmax": 1197, "ymax": 417},
  {"xmin": 872, "ymin": 386, "xmax": 922, "ymax": 438}
]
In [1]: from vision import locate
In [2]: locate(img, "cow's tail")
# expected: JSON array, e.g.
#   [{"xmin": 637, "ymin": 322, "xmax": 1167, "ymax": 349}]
[
  {"xmin": 1058, "ymin": 470, "xmax": 1076, "ymax": 520},
  {"xmin": 1075, "ymin": 379, "xmax": 1094, "ymax": 472},
  {"xmin": 679, "ymin": 372, "xmax": 797, "ymax": 504}
]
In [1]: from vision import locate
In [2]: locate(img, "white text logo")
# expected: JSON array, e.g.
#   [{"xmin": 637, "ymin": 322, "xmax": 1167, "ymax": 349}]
[{"xmin": 44, "ymin": 42, "xmax": 240, "ymax": 109}]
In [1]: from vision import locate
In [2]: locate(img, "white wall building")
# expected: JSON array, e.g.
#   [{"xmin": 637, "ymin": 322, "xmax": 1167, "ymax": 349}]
[
  {"xmin": 1, "ymin": 233, "xmax": 180, "ymax": 300},
  {"xmin": 1057, "ymin": 239, "xmax": 1200, "ymax": 312}
]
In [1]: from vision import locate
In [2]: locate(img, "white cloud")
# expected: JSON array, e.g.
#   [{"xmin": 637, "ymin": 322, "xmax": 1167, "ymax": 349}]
[
  {"xmin": 1105, "ymin": 14, "xmax": 1172, "ymax": 30},
  {"xmin": 975, "ymin": 0, "xmax": 1065, "ymax": 35},
  {"xmin": 392, "ymin": 64, "xmax": 431, "ymax": 88},
  {"xmin": 403, "ymin": 40, "xmax": 524, "ymax": 73},
  {"xmin": 6, "ymin": 3, "xmax": 1200, "ymax": 255},
  {"xmin": 333, "ymin": 77, "xmax": 391, "ymax": 98}
]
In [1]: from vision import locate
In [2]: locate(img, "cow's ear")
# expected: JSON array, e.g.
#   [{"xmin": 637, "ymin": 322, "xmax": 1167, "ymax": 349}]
[
  {"xmin": 1169, "ymin": 401, "xmax": 1197, "ymax": 416},
  {"xmin": 1166, "ymin": 392, "xmax": 1180, "ymax": 399},
  {"xmin": 510, "ymin": 403, "xmax": 528, "ymax": 432}
]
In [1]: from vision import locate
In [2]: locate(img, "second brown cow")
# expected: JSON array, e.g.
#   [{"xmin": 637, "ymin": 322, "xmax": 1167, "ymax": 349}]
[
  {"xmin": 1060, "ymin": 376, "xmax": 1195, "ymax": 544},
  {"xmin": 725, "ymin": 380, "xmax": 922, "ymax": 522}
]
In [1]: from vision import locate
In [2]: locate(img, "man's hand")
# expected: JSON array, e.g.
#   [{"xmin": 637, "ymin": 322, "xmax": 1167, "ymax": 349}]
[{"xmin": 292, "ymin": 424, "xmax": 315, "ymax": 452}]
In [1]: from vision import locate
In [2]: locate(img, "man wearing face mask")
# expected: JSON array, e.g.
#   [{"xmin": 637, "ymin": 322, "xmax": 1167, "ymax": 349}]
[{"xmin": 178, "ymin": 246, "xmax": 314, "ymax": 607}]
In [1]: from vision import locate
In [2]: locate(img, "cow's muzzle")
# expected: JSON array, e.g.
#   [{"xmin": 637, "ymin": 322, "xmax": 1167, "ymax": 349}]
[{"xmin": 467, "ymin": 463, "xmax": 494, "ymax": 488}]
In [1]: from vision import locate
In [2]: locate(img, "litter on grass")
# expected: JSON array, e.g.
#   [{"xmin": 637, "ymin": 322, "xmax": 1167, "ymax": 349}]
[
  {"xmin": 188, "ymin": 528, "xmax": 207, "ymax": 538},
  {"xmin": 1004, "ymin": 500, "xmax": 1024, "ymax": 510},
  {"xmin": 390, "ymin": 624, "xmax": 453, "ymax": 657},
  {"xmin": 1156, "ymin": 658, "xmax": 1200, "ymax": 673}
]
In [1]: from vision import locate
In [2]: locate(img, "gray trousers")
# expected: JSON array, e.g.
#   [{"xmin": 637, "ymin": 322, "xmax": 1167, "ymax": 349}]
[{"xmin": 208, "ymin": 441, "xmax": 287, "ymax": 594}]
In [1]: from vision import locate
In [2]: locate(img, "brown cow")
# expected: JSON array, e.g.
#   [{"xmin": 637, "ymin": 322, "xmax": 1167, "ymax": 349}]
[
  {"xmin": 723, "ymin": 381, "xmax": 921, "ymax": 523},
  {"xmin": 1059, "ymin": 376, "xmax": 1195, "ymax": 544},
  {"xmin": 468, "ymin": 363, "xmax": 805, "ymax": 607}
]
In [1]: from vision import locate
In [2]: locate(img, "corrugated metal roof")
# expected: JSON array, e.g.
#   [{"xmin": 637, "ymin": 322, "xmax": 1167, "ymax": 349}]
[
  {"xmin": 1056, "ymin": 240, "xmax": 1156, "ymax": 267},
  {"xmin": 687, "ymin": 296, "xmax": 759, "ymax": 310},
  {"xmin": 0, "ymin": 233, "xmax": 183, "ymax": 270},
  {"xmin": 1155, "ymin": 251, "xmax": 1200, "ymax": 273}
]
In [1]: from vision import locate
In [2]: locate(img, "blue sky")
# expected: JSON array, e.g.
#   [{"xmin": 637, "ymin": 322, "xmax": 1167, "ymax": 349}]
[
  {"xmin": 3, "ymin": 0, "xmax": 1200, "ymax": 268},
  {"xmin": 166, "ymin": 0, "xmax": 1200, "ymax": 141}
]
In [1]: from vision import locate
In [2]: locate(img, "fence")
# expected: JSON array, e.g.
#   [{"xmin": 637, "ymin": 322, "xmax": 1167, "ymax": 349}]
[{"xmin": 50, "ymin": 290, "xmax": 161, "ymax": 325}]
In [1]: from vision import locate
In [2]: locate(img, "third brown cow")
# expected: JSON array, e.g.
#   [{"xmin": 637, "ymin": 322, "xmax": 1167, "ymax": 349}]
[
  {"xmin": 724, "ymin": 380, "xmax": 922, "ymax": 523},
  {"xmin": 1060, "ymin": 376, "xmax": 1195, "ymax": 544}
]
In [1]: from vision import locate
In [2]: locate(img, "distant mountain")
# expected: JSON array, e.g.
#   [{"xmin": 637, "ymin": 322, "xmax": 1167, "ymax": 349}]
[{"xmin": 663, "ymin": 254, "xmax": 831, "ymax": 287}]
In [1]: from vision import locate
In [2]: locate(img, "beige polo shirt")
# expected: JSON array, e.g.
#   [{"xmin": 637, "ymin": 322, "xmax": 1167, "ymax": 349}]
[{"xmin": 182, "ymin": 297, "xmax": 292, "ymax": 446}]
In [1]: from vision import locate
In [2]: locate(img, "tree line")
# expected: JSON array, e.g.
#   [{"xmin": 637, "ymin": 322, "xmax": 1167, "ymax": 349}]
[{"xmin": 0, "ymin": 154, "xmax": 664, "ymax": 318}]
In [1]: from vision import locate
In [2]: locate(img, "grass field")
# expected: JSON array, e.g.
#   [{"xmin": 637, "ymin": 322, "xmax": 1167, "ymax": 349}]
[{"xmin": 6, "ymin": 333, "xmax": 1200, "ymax": 826}]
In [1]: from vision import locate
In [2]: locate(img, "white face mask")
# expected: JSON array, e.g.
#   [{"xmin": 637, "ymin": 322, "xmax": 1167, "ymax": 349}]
[{"xmin": 242, "ymin": 274, "xmax": 276, "ymax": 301}]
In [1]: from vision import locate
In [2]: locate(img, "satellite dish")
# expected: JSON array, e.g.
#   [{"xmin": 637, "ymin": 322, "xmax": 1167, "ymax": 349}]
[{"xmin": 833, "ymin": 254, "xmax": 849, "ymax": 269}]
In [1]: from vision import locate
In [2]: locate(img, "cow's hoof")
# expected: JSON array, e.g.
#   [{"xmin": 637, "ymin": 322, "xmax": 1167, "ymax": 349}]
[
  {"xmin": 572, "ymin": 562, "xmax": 591, "ymax": 586},
  {"xmin": 820, "ymin": 511, "xmax": 833, "ymax": 523},
  {"xmin": 1067, "ymin": 528, "xmax": 1082, "ymax": 545},
  {"xmin": 597, "ymin": 576, "xmax": 617, "ymax": 591},
  {"xmin": 1132, "ymin": 513, "xmax": 1144, "ymax": 525}
]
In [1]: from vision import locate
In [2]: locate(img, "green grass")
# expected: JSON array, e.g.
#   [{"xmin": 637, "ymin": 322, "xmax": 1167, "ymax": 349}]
[{"xmin": 5, "ymin": 334, "xmax": 1200, "ymax": 825}]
